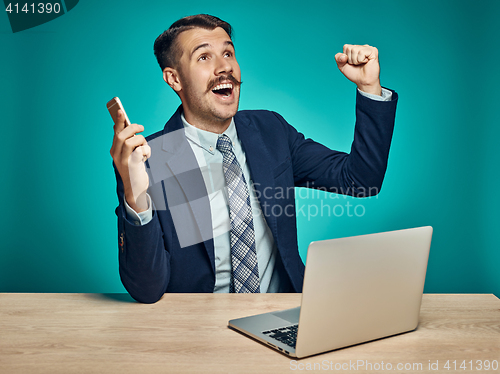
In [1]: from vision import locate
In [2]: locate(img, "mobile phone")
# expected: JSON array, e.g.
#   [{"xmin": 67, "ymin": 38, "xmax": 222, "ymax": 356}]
[{"xmin": 107, "ymin": 97, "xmax": 131, "ymax": 127}]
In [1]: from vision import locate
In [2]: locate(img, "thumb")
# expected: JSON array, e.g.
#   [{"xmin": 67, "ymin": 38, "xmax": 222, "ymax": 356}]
[{"xmin": 335, "ymin": 53, "xmax": 348, "ymax": 70}]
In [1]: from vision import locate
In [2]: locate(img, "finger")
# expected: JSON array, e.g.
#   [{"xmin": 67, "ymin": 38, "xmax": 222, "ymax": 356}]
[
  {"xmin": 113, "ymin": 109, "xmax": 126, "ymax": 133},
  {"xmin": 365, "ymin": 45, "xmax": 378, "ymax": 60},
  {"xmin": 354, "ymin": 45, "xmax": 377, "ymax": 64},
  {"xmin": 353, "ymin": 50, "xmax": 360, "ymax": 65},
  {"xmin": 115, "ymin": 124, "xmax": 144, "ymax": 153},
  {"xmin": 130, "ymin": 145, "xmax": 147, "ymax": 163},
  {"xmin": 111, "ymin": 112, "xmax": 126, "ymax": 157},
  {"xmin": 346, "ymin": 45, "xmax": 358, "ymax": 64},
  {"xmin": 112, "ymin": 124, "xmax": 144, "ymax": 161},
  {"xmin": 347, "ymin": 48, "xmax": 352, "ymax": 64},
  {"xmin": 142, "ymin": 143, "xmax": 152, "ymax": 161},
  {"xmin": 137, "ymin": 144, "xmax": 151, "ymax": 163},
  {"xmin": 350, "ymin": 46, "xmax": 363, "ymax": 65},
  {"xmin": 343, "ymin": 44, "xmax": 353, "ymax": 64},
  {"xmin": 115, "ymin": 133, "xmax": 146, "ymax": 166},
  {"xmin": 343, "ymin": 44, "xmax": 378, "ymax": 65},
  {"xmin": 335, "ymin": 53, "xmax": 348, "ymax": 70},
  {"xmin": 117, "ymin": 123, "xmax": 144, "ymax": 139},
  {"xmin": 122, "ymin": 134, "xmax": 147, "ymax": 158},
  {"xmin": 356, "ymin": 49, "xmax": 367, "ymax": 64}
]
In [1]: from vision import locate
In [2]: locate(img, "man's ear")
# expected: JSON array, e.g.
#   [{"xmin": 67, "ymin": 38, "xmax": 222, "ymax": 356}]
[{"xmin": 163, "ymin": 67, "xmax": 182, "ymax": 92}]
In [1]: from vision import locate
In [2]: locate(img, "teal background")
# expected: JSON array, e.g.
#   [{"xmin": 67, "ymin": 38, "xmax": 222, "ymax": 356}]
[{"xmin": 0, "ymin": 0, "xmax": 498, "ymax": 296}]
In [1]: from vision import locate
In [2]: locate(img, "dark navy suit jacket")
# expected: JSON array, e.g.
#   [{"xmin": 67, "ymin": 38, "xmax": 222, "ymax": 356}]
[{"xmin": 114, "ymin": 89, "xmax": 398, "ymax": 303}]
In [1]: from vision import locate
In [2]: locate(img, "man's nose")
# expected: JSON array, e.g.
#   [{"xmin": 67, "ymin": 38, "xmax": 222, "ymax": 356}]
[{"xmin": 215, "ymin": 56, "xmax": 232, "ymax": 75}]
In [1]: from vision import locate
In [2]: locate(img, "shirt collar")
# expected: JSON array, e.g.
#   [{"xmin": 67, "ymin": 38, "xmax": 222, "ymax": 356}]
[
  {"xmin": 222, "ymin": 117, "xmax": 238, "ymax": 145},
  {"xmin": 181, "ymin": 113, "xmax": 237, "ymax": 154}
]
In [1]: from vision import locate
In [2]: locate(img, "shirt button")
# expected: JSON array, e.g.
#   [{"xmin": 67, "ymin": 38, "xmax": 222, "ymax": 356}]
[{"xmin": 209, "ymin": 146, "xmax": 213, "ymax": 152}]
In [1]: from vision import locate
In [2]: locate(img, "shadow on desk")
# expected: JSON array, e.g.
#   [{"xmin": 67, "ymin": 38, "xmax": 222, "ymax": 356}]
[{"xmin": 86, "ymin": 293, "xmax": 136, "ymax": 303}]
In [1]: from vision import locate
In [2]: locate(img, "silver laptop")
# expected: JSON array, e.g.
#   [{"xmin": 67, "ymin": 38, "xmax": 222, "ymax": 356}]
[{"xmin": 228, "ymin": 226, "xmax": 433, "ymax": 358}]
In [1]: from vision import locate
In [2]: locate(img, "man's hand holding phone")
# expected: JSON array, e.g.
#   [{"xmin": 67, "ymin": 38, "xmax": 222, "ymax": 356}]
[{"xmin": 109, "ymin": 99, "xmax": 151, "ymax": 213}]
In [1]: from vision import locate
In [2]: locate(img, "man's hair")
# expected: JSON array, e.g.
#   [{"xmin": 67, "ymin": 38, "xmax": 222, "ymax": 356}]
[{"xmin": 154, "ymin": 14, "xmax": 233, "ymax": 71}]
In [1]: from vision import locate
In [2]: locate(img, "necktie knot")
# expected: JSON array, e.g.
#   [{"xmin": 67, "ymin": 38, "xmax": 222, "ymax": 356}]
[{"xmin": 216, "ymin": 134, "xmax": 232, "ymax": 154}]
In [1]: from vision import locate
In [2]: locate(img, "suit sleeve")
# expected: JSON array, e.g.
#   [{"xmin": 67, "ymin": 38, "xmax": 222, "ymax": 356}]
[
  {"xmin": 113, "ymin": 164, "xmax": 170, "ymax": 303},
  {"xmin": 281, "ymin": 88, "xmax": 398, "ymax": 196}
]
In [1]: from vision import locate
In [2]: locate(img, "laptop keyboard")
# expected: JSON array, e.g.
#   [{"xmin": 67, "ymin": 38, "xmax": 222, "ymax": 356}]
[{"xmin": 262, "ymin": 324, "xmax": 298, "ymax": 348}]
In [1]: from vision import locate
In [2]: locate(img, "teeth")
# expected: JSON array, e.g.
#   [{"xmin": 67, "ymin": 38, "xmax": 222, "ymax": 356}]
[{"xmin": 213, "ymin": 83, "xmax": 233, "ymax": 91}]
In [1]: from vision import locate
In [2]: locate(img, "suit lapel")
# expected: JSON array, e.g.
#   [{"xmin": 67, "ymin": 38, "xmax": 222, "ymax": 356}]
[{"xmin": 152, "ymin": 106, "xmax": 215, "ymax": 273}]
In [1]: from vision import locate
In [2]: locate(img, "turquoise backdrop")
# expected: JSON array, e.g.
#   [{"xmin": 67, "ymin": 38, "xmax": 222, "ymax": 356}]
[{"xmin": 1, "ymin": 0, "xmax": 498, "ymax": 296}]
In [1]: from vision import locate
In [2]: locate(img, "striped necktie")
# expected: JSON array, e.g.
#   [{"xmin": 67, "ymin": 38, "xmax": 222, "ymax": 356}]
[{"xmin": 217, "ymin": 134, "xmax": 260, "ymax": 293}]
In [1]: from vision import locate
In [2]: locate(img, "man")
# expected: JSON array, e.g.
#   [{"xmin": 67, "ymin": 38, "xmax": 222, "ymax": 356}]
[{"xmin": 110, "ymin": 14, "xmax": 397, "ymax": 303}]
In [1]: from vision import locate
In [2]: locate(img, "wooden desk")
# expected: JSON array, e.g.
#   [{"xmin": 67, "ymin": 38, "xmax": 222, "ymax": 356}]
[{"xmin": 1, "ymin": 294, "xmax": 499, "ymax": 373}]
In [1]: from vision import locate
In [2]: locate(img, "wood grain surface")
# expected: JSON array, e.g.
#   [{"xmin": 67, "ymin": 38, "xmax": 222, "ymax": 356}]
[{"xmin": 0, "ymin": 293, "xmax": 499, "ymax": 373}]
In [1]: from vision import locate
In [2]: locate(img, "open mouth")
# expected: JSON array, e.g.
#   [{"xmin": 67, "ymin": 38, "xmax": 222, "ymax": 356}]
[{"xmin": 211, "ymin": 83, "xmax": 233, "ymax": 98}]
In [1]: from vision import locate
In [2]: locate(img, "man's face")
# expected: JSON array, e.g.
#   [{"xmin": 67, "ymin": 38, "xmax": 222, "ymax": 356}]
[{"xmin": 170, "ymin": 27, "xmax": 241, "ymax": 129}]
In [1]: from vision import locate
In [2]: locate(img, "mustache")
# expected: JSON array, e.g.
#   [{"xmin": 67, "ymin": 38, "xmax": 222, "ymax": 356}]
[{"xmin": 206, "ymin": 74, "xmax": 242, "ymax": 93}]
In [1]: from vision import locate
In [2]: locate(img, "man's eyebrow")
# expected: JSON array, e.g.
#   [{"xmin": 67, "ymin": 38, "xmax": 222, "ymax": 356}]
[
  {"xmin": 190, "ymin": 40, "xmax": 234, "ymax": 58},
  {"xmin": 191, "ymin": 43, "xmax": 210, "ymax": 58}
]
